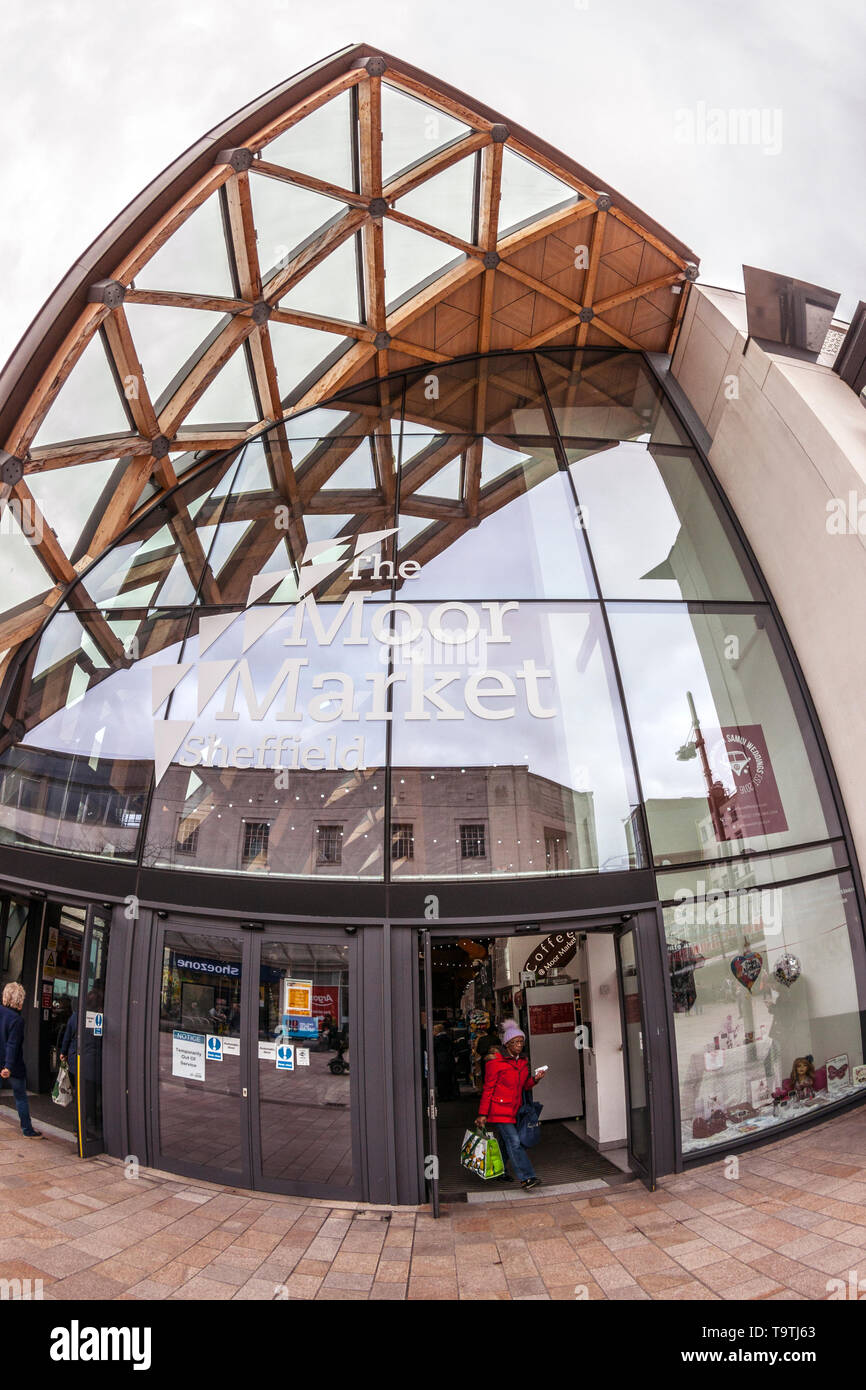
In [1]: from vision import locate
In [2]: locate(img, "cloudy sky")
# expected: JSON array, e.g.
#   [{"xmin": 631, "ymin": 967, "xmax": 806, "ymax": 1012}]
[{"xmin": 0, "ymin": 0, "xmax": 863, "ymax": 372}]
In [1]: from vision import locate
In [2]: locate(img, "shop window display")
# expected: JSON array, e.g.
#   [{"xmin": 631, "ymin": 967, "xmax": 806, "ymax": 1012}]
[{"xmin": 664, "ymin": 869, "xmax": 866, "ymax": 1152}]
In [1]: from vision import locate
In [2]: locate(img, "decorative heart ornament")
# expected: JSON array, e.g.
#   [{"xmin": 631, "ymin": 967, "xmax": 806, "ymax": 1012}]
[
  {"xmin": 731, "ymin": 948, "xmax": 763, "ymax": 992},
  {"xmin": 773, "ymin": 953, "xmax": 801, "ymax": 988}
]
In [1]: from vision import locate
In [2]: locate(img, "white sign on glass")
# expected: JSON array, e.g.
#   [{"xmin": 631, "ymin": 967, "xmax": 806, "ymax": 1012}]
[{"xmin": 172, "ymin": 1031, "xmax": 206, "ymax": 1081}]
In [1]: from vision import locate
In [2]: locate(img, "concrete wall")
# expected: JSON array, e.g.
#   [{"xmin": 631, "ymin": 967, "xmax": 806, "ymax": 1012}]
[{"xmin": 672, "ymin": 285, "xmax": 866, "ymax": 877}]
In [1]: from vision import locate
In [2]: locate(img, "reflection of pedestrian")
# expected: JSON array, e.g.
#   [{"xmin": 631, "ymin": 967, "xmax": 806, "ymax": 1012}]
[
  {"xmin": 0, "ymin": 983, "xmax": 42, "ymax": 1138},
  {"xmin": 208, "ymin": 998, "xmax": 228, "ymax": 1034},
  {"xmin": 60, "ymin": 1010, "xmax": 78, "ymax": 1087},
  {"xmin": 434, "ymin": 1026, "xmax": 457, "ymax": 1100}
]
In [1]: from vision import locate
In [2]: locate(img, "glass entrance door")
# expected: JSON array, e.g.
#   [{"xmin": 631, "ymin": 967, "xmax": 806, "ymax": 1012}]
[
  {"xmin": 151, "ymin": 921, "xmax": 358, "ymax": 1198},
  {"xmin": 615, "ymin": 924, "xmax": 656, "ymax": 1188},
  {"xmin": 249, "ymin": 937, "xmax": 356, "ymax": 1198},
  {"xmin": 76, "ymin": 906, "xmax": 110, "ymax": 1157},
  {"xmin": 152, "ymin": 922, "xmax": 252, "ymax": 1186}
]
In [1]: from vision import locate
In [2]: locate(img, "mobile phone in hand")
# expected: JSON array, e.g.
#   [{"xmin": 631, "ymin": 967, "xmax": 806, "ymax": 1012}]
[{"xmin": 534, "ymin": 1065, "xmax": 549, "ymax": 1077}]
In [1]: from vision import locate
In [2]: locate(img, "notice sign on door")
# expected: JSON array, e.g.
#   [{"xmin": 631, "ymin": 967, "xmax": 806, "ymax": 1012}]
[
  {"xmin": 258, "ymin": 1041, "xmax": 277, "ymax": 1061},
  {"xmin": 284, "ymin": 979, "xmax": 313, "ymax": 1016},
  {"xmin": 172, "ymin": 1031, "xmax": 206, "ymax": 1081},
  {"xmin": 206, "ymin": 1036, "xmax": 223, "ymax": 1062},
  {"xmin": 222, "ymin": 1037, "xmax": 240, "ymax": 1056},
  {"xmin": 276, "ymin": 1043, "xmax": 295, "ymax": 1070}
]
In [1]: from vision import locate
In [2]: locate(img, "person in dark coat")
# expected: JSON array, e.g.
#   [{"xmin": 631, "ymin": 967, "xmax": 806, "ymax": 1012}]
[
  {"xmin": 0, "ymin": 982, "xmax": 42, "ymax": 1137},
  {"xmin": 60, "ymin": 1010, "xmax": 78, "ymax": 1087},
  {"xmin": 433, "ymin": 1025, "xmax": 457, "ymax": 1101},
  {"xmin": 477, "ymin": 1021, "xmax": 544, "ymax": 1188}
]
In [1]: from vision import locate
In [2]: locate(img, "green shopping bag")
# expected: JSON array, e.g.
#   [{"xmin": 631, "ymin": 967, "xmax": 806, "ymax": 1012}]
[{"xmin": 460, "ymin": 1126, "xmax": 505, "ymax": 1180}]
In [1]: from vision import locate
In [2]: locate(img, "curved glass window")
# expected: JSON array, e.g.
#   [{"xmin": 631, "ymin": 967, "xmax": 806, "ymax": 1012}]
[
  {"xmin": 0, "ymin": 350, "xmax": 854, "ymax": 893},
  {"xmin": 610, "ymin": 604, "xmax": 840, "ymax": 866},
  {"xmin": 664, "ymin": 867, "xmax": 866, "ymax": 1154}
]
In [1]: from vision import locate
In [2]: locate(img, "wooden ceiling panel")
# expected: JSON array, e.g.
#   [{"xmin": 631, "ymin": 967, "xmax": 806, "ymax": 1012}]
[{"xmin": 0, "ymin": 46, "xmax": 697, "ymax": 679}]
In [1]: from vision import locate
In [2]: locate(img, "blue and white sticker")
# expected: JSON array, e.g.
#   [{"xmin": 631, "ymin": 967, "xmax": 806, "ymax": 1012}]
[
  {"xmin": 206, "ymin": 1035, "xmax": 223, "ymax": 1062},
  {"xmin": 276, "ymin": 1043, "xmax": 295, "ymax": 1071}
]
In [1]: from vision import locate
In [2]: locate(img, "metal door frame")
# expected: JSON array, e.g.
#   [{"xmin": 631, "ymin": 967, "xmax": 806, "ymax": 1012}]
[
  {"xmin": 418, "ymin": 912, "xmax": 635, "ymax": 1216},
  {"xmin": 75, "ymin": 903, "xmax": 111, "ymax": 1159},
  {"xmin": 146, "ymin": 914, "xmax": 255, "ymax": 1189},
  {"xmin": 419, "ymin": 928, "xmax": 439, "ymax": 1216},
  {"xmin": 245, "ymin": 924, "xmax": 362, "ymax": 1202}
]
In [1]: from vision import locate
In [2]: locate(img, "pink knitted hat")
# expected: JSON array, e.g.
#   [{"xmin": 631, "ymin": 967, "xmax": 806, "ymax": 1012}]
[{"xmin": 500, "ymin": 1020, "xmax": 525, "ymax": 1044}]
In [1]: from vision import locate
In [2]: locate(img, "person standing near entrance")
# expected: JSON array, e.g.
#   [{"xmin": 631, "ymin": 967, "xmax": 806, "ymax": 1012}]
[
  {"xmin": 60, "ymin": 1009, "xmax": 78, "ymax": 1089},
  {"xmin": 0, "ymin": 983, "xmax": 42, "ymax": 1138},
  {"xmin": 476, "ymin": 1021, "xmax": 543, "ymax": 1189}
]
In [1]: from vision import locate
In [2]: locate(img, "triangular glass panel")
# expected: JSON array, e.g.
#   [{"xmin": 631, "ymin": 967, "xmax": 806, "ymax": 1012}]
[
  {"xmin": 398, "ymin": 514, "xmax": 436, "ymax": 549},
  {"xmin": 267, "ymin": 321, "xmax": 346, "ymax": 404},
  {"xmin": 198, "ymin": 520, "xmax": 253, "ymax": 578},
  {"xmin": 124, "ymin": 303, "xmax": 225, "ymax": 409},
  {"xmin": 303, "ymin": 513, "xmax": 354, "ymax": 544},
  {"xmin": 381, "ymin": 84, "xmax": 472, "ymax": 184},
  {"xmin": 323, "ymin": 438, "xmax": 376, "ymax": 490},
  {"xmin": 399, "ymin": 425, "xmax": 441, "ymax": 465},
  {"xmin": 251, "ymin": 537, "xmax": 296, "ymax": 603},
  {"xmin": 283, "ymin": 406, "xmax": 352, "ymax": 440},
  {"xmin": 480, "ymin": 439, "xmax": 532, "ymax": 488},
  {"xmin": 27, "ymin": 457, "xmax": 120, "ymax": 559},
  {"xmin": 260, "ymin": 90, "xmax": 354, "ymax": 191},
  {"xmin": 184, "ymin": 343, "xmax": 258, "ymax": 427},
  {"xmin": 99, "ymin": 581, "xmax": 160, "ymax": 610},
  {"xmin": 414, "ymin": 455, "xmax": 463, "ymax": 499},
  {"xmin": 394, "ymin": 153, "xmax": 476, "ymax": 242},
  {"xmin": 498, "ymin": 149, "xmax": 579, "ymax": 237},
  {"xmin": 383, "ymin": 220, "xmax": 463, "ymax": 311},
  {"xmin": 154, "ymin": 555, "xmax": 198, "ymax": 608},
  {"xmin": 135, "ymin": 194, "xmax": 235, "ymax": 297},
  {"xmin": 229, "ymin": 439, "xmax": 273, "ymax": 497},
  {"xmin": 278, "ymin": 233, "xmax": 361, "ymax": 323},
  {"xmin": 136, "ymin": 522, "xmax": 175, "ymax": 559},
  {"xmin": 32, "ymin": 333, "xmax": 131, "ymax": 448},
  {"xmin": 249, "ymin": 174, "xmax": 347, "ymax": 286}
]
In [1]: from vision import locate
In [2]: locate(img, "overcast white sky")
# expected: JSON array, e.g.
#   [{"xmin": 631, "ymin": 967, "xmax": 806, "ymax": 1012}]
[{"xmin": 0, "ymin": 0, "xmax": 864, "ymax": 372}]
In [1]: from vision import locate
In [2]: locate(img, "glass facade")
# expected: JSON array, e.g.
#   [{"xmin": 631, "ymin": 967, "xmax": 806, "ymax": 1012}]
[
  {"xmin": 2, "ymin": 346, "xmax": 865, "ymax": 1169},
  {"xmin": 0, "ymin": 351, "xmax": 854, "ymax": 892}
]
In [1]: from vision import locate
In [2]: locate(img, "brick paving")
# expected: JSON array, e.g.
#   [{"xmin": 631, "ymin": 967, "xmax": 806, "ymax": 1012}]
[{"xmin": 1, "ymin": 1105, "xmax": 865, "ymax": 1300}]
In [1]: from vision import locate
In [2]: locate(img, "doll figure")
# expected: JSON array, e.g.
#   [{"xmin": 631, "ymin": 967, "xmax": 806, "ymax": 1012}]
[{"xmin": 790, "ymin": 1055, "xmax": 815, "ymax": 1103}]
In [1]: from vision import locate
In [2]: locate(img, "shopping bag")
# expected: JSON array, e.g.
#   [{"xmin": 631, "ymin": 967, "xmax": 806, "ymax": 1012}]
[
  {"xmin": 516, "ymin": 1097, "xmax": 543, "ymax": 1148},
  {"xmin": 51, "ymin": 1059, "xmax": 73, "ymax": 1108},
  {"xmin": 460, "ymin": 1126, "xmax": 504, "ymax": 1180}
]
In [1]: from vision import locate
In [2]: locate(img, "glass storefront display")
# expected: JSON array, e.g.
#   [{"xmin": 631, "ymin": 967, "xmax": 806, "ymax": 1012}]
[{"xmin": 664, "ymin": 869, "xmax": 866, "ymax": 1153}]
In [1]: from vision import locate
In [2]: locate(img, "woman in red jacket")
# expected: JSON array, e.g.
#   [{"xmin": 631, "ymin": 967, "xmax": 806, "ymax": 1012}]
[{"xmin": 477, "ymin": 1020, "xmax": 545, "ymax": 1189}]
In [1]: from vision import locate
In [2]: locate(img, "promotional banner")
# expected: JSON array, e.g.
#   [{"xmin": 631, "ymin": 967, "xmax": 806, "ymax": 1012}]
[
  {"xmin": 713, "ymin": 725, "xmax": 788, "ymax": 839},
  {"xmin": 312, "ymin": 986, "xmax": 340, "ymax": 1020}
]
